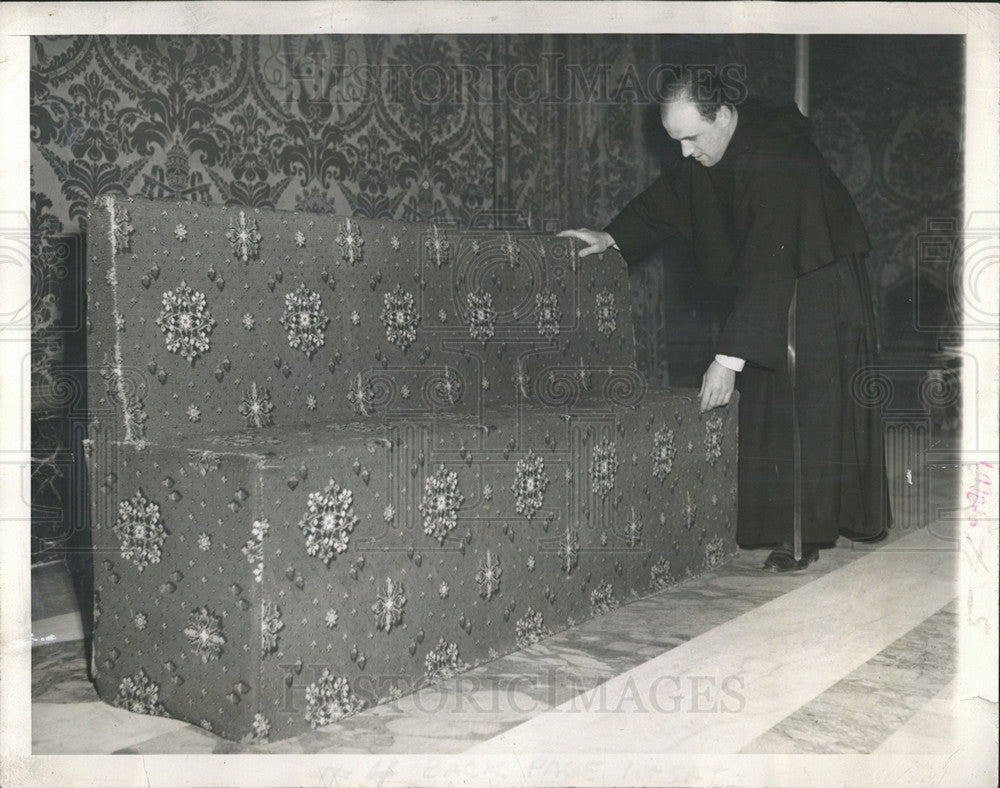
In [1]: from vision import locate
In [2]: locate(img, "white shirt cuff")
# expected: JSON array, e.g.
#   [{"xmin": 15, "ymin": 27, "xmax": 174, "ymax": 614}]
[{"xmin": 715, "ymin": 354, "xmax": 745, "ymax": 372}]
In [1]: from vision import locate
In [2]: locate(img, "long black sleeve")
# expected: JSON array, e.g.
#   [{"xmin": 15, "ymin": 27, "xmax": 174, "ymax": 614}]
[
  {"xmin": 603, "ymin": 166, "xmax": 691, "ymax": 266},
  {"xmin": 714, "ymin": 278, "xmax": 795, "ymax": 369}
]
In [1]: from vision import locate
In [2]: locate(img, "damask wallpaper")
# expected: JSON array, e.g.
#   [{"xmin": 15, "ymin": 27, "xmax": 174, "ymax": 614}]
[{"xmin": 809, "ymin": 35, "xmax": 963, "ymax": 353}]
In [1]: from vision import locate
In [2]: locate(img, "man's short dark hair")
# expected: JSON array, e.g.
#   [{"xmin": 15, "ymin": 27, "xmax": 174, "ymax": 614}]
[{"xmin": 659, "ymin": 66, "xmax": 742, "ymax": 122}]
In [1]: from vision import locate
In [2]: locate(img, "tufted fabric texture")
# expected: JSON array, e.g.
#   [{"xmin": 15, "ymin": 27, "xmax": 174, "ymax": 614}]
[{"xmin": 85, "ymin": 195, "xmax": 738, "ymax": 742}]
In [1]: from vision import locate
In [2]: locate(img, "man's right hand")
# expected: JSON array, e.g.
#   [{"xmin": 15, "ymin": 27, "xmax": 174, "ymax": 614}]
[{"xmin": 556, "ymin": 229, "xmax": 616, "ymax": 258}]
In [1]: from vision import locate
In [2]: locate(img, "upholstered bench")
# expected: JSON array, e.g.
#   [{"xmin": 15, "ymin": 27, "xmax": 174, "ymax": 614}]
[{"xmin": 85, "ymin": 195, "xmax": 737, "ymax": 742}]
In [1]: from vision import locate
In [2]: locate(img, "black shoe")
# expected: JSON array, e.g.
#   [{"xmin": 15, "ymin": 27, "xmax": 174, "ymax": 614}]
[{"xmin": 762, "ymin": 545, "xmax": 820, "ymax": 572}]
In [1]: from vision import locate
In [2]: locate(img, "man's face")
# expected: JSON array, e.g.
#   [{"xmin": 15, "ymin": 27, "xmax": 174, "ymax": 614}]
[{"xmin": 661, "ymin": 98, "xmax": 735, "ymax": 167}]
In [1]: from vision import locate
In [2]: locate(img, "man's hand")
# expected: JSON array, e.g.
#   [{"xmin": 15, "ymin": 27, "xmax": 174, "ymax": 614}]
[
  {"xmin": 699, "ymin": 360, "xmax": 736, "ymax": 413},
  {"xmin": 557, "ymin": 228, "xmax": 616, "ymax": 258}
]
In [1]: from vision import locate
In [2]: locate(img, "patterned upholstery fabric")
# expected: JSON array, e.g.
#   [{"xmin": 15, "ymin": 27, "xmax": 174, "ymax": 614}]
[{"xmin": 85, "ymin": 195, "xmax": 738, "ymax": 742}]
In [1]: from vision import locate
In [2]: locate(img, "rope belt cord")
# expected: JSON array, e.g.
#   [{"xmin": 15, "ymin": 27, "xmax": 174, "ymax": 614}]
[{"xmin": 787, "ymin": 279, "xmax": 803, "ymax": 562}]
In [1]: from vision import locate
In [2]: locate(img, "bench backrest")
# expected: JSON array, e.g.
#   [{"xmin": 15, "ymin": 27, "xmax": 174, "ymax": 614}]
[{"xmin": 87, "ymin": 195, "xmax": 640, "ymax": 442}]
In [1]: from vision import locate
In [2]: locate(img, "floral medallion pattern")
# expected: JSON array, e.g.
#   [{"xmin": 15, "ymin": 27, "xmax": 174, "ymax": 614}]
[
  {"xmin": 512, "ymin": 451, "xmax": 549, "ymax": 519},
  {"xmin": 502, "ymin": 233, "xmax": 519, "ymax": 268},
  {"xmin": 226, "ymin": 210, "xmax": 262, "ymax": 263},
  {"xmin": 113, "ymin": 490, "xmax": 166, "ymax": 572},
  {"xmin": 466, "ymin": 289, "xmax": 497, "ymax": 345},
  {"xmin": 280, "ymin": 284, "xmax": 329, "ymax": 359},
  {"xmin": 590, "ymin": 580, "xmax": 616, "ymax": 615},
  {"xmin": 261, "ymin": 600, "xmax": 283, "ymax": 656},
  {"xmin": 419, "ymin": 465, "xmax": 463, "ymax": 544},
  {"xmin": 347, "ymin": 372, "xmax": 375, "ymax": 417},
  {"xmin": 239, "ymin": 382, "xmax": 275, "ymax": 427},
  {"xmin": 705, "ymin": 415, "xmax": 724, "ymax": 466},
  {"xmin": 425, "ymin": 224, "xmax": 450, "ymax": 267},
  {"xmin": 155, "ymin": 281, "xmax": 216, "ymax": 364},
  {"xmin": 433, "ymin": 366, "xmax": 463, "ymax": 407},
  {"xmin": 535, "ymin": 291, "xmax": 561, "ymax": 339},
  {"xmin": 652, "ymin": 428, "xmax": 676, "ymax": 481},
  {"xmin": 515, "ymin": 607, "xmax": 546, "ymax": 647},
  {"xmin": 475, "ymin": 550, "xmax": 502, "ymax": 600},
  {"xmin": 625, "ymin": 507, "xmax": 643, "ymax": 548},
  {"xmin": 184, "ymin": 606, "xmax": 226, "ymax": 663},
  {"xmin": 242, "ymin": 518, "xmax": 269, "ymax": 583},
  {"xmin": 704, "ymin": 536, "xmax": 727, "ymax": 569},
  {"xmin": 595, "ymin": 290, "xmax": 617, "ymax": 336},
  {"xmin": 113, "ymin": 669, "xmax": 165, "ymax": 716},
  {"xmin": 373, "ymin": 577, "xmax": 407, "ymax": 633},
  {"xmin": 558, "ymin": 526, "xmax": 580, "ymax": 575},
  {"xmin": 425, "ymin": 637, "xmax": 465, "ymax": 680},
  {"xmin": 380, "ymin": 286, "xmax": 419, "ymax": 351},
  {"xmin": 335, "ymin": 218, "xmax": 364, "ymax": 265},
  {"xmin": 300, "ymin": 479, "xmax": 359, "ymax": 565},
  {"xmin": 243, "ymin": 714, "xmax": 271, "ymax": 745},
  {"xmin": 590, "ymin": 438, "xmax": 619, "ymax": 500},
  {"xmin": 303, "ymin": 669, "xmax": 365, "ymax": 728},
  {"xmin": 650, "ymin": 557, "xmax": 673, "ymax": 589}
]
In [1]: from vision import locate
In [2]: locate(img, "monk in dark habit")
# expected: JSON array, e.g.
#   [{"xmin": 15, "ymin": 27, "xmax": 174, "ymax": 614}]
[{"xmin": 560, "ymin": 68, "xmax": 890, "ymax": 571}]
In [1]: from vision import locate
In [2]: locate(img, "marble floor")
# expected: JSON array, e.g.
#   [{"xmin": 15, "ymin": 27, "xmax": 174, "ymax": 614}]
[{"xmin": 22, "ymin": 435, "xmax": 998, "ymax": 786}]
